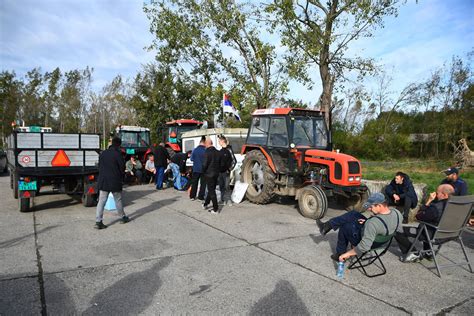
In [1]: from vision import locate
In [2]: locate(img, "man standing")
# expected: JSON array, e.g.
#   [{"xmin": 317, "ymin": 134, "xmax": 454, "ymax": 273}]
[
  {"xmin": 202, "ymin": 137, "xmax": 221, "ymax": 214},
  {"xmin": 190, "ymin": 136, "xmax": 207, "ymax": 201},
  {"xmin": 217, "ymin": 134, "xmax": 236, "ymax": 206},
  {"xmin": 153, "ymin": 143, "xmax": 170, "ymax": 190},
  {"xmin": 385, "ymin": 172, "xmax": 418, "ymax": 224},
  {"xmin": 441, "ymin": 167, "xmax": 468, "ymax": 196},
  {"xmin": 95, "ymin": 137, "xmax": 130, "ymax": 229},
  {"xmin": 316, "ymin": 193, "xmax": 402, "ymax": 262},
  {"xmin": 396, "ymin": 184, "xmax": 454, "ymax": 262}
]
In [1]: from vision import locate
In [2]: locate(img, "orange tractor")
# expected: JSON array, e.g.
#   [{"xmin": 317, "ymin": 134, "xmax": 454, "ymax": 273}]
[{"xmin": 240, "ymin": 108, "xmax": 368, "ymax": 219}]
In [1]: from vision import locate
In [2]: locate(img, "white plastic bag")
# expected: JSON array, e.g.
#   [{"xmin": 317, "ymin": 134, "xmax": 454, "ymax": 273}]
[
  {"xmin": 231, "ymin": 181, "xmax": 249, "ymax": 204},
  {"xmin": 104, "ymin": 192, "xmax": 117, "ymax": 212}
]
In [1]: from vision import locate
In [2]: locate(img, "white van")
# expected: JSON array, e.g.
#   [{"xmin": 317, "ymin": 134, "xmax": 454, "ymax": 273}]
[{"xmin": 180, "ymin": 128, "xmax": 248, "ymax": 185}]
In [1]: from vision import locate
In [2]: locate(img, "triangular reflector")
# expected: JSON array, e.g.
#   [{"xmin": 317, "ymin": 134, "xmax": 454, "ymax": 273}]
[
  {"xmin": 51, "ymin": 150, "xmax": 71, "ymax": 167},
  {"xmin": 23, "ymin": 191, "xmax": 31, "ymax": 198}
]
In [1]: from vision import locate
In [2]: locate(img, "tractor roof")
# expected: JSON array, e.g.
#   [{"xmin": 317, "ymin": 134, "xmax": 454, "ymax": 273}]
[
  {"xmin": 166, "ymin": 119, "xmax": 203, "ymax": 125},
  {"xmin": 252, "ymin": 108, "xmax": 324, "ymax": 116}
]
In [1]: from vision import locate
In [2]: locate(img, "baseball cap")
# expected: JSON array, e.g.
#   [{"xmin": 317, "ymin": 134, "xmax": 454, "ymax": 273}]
[
  {"xmin": 443, "ymin": 167, "xmax": 459, "ymax": 175},
  {"xmin": 362, "ymin": 192, "xmax": 386, "ymax": 210}
]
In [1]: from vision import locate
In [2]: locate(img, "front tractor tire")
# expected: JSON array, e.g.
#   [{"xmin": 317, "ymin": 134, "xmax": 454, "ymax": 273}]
[
  {"xmin": 241, "ymin": 150, "xmax": 276, "ymax": 204},
  {"xmin": 297, "ymin": 185, "xmax": 328, "ymax": 219}
]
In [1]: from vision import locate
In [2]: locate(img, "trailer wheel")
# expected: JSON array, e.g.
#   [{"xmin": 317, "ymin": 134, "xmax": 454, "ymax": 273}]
[
  {"xmin": 19, "ymin": 198, "xmax": 30, "ymax": 212},
  {"xmin": 298, "ymin": 185, "xmax": 328, "ymax": 219},
  {"xmin": 82, "ymin": 193, "xmax": 95, "ymax": 207},
  {"xmin": 343, "ymin": 190, "xmax": 369, "ymax": 212},
  {"xmin": 241, "ymin": 150, "xmax": 275, "ymax": 204}
]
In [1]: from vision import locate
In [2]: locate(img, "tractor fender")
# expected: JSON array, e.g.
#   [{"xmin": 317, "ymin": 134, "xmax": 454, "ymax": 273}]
[{"xmin": 241, "ymin": 145, "xmax": 277, "ymax": 174}]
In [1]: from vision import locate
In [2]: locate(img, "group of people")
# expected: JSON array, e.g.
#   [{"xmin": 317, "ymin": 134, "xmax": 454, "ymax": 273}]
[
  {"xmin": 94, "ymin": 134, "xmax": 237, "ymax": 229},
  {"xmin": 316, "ymin": 167, "xmax": 469, "ymax": 264}
]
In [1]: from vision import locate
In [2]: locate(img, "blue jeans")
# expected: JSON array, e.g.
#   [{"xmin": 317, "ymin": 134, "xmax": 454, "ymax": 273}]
[
  {"xmin": 329, "ymin": 211, "xmax": 366, "ymax": 254},
  {"xmin": 169, "ymin": 163, "xmax": 184, "ymax": 190},
  {"xmin": 155, "ymin": 166, "xmax": 165, "ymax": 189}
]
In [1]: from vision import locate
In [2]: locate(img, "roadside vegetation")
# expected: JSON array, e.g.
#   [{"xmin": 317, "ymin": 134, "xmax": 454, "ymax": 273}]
[{"xmin": 362, "ymin": 160, "xmax": 473, "ymax": 195}]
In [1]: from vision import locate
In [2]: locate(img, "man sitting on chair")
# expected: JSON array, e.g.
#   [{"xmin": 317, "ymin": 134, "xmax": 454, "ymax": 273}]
[
  {"xmin": 396, "ymin": 184, "xmax": 454, "ymax": 262},
  {"xmin": 316, "ymin": 193, "xmax": 402, "ymax": 262}
]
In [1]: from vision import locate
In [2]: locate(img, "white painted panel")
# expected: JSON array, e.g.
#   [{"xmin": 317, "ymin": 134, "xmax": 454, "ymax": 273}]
[
  {"xmin": 85, "ymin": 151, "xmax": 99, "ymax": 166},
  {"xmin": 81, "ymin": 135, "xmax": 100, "ymax": 149},
  {"xmin": 17, "ymin": 133, "xmax": 41, "ymax": 148},
  {"xmin": 18, "ymin": 150, "xmax": 36, "ymax": 167},
  {"xmin": 43, "ymin": 134, "xmax": 79, "ymax": 148}
]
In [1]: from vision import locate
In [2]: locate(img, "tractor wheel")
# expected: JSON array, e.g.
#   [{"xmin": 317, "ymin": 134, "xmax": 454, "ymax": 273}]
[
  {"xmin": 343, "ymin": 190, "xmax": 369, "ymax": 212},
  {"xmin": 241, "ymin": 150, "xmax": 276, "ymax": 204},
  {"xmin": 19, "ymin": 198, "xmax": 30, "ymax": 212},
  {"xmin": 298, "ymin": 185, "xmax": 328, "ymax": 219}
]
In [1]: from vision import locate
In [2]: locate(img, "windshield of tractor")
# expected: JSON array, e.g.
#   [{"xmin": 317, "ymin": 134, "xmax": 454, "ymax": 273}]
[
  {"xmin": 293, "ymin": 117, "xmax": 328, "ymax": 148},
  {"xmin": 247, "ymin": 117, "xmax": 270, "ymax": 145},
  {"xmin": 119, "ymin": 131, "xmax": 150, "ymax": 148},
  {"xmin": 168, "ymin": 125, "xmax": 199, "ymax": 143}
]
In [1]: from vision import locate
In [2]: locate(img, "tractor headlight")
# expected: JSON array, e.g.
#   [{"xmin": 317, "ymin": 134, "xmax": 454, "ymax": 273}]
[
  {"xmin": 290, "ymin": 143, "xmax": 295, "ymax": 148},
  {"xmin": 348, "ymin": 177, "xmax": 354, "ymax": 182},
  {"xmin": 355, "ymin": 176, "xmax": 360, "ymax": 181}
]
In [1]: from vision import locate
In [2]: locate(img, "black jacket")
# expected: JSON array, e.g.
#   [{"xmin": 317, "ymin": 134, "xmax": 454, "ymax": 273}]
[
  {"xmin": 385, "ymin": 173, "xmax": 418, "ymax": 208},
  {"xmin": 415, "ymin": 199, "xmax": 448, "ymax": 225},
  {"xmin": 171, "ymin": 152, "xmax": 188, "ymax": 173},
  {"xmin": 219, "ymin": 146, "xmax": 237, "ymax": 173},
  {"xmin": 202, "ymin": 146, "xmax": 221, "ymax": 178},
  {"xmin": 97, "ymin": 145, "xmax": 125, "ymax": 192},
  {"xmin": 153, "ymin": 145, "xmax": 170, "ymax": 168}
]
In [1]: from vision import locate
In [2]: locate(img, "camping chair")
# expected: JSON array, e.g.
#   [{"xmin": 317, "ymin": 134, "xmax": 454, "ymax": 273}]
[
  {"xmin": 348, "ymin": 233, "xmax": 395, "ymax": 278},
  {"xmin": 406, "ymin": 195, "xmax": 474, "ymax": 277}
]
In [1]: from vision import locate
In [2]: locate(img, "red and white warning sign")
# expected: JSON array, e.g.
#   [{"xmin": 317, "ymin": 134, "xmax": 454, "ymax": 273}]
[{"xmin": 22, "ymin": 156, "xmax": 31, "ymax": 164}]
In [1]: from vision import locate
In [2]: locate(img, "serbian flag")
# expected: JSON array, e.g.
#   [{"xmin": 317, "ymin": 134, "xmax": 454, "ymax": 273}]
[{"xmin": 223, "ymin": 93, "xmax": 241, "ymax": 121}]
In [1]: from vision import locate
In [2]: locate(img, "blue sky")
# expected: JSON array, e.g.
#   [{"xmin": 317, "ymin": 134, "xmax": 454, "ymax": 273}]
[{"xmin": 1, "ymin": 0, "xmax": 473, "ymax": 103}]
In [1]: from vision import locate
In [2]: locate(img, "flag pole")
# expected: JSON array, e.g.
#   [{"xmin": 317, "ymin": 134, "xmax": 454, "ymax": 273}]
[{"xmin": 222, "ymin": 93, "xmax": 226, "ymax": 128}]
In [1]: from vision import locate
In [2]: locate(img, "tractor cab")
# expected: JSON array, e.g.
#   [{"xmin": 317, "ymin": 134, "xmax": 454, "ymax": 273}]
[
  {"xmin": 115, "ymin": 125, "xmax": 151, "ymax": 162},
  {"xmin": 241, "ymin": 108, "xmax": 367, "ymax": 219},
  {"xmin": 159, "ymin": 119, "xmax": 203, "ymax": 152}
]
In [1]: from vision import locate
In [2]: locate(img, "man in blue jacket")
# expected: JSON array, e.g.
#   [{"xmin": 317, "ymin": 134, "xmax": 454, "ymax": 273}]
[
  {"xmin": 190, "ymin": 136, "xmax": 207, "ymax": 201},
  {"xmin": 385, "ymin": 172, "xmax": 418, "ymax": 224},
  {"xmin": 441, "ymin": 167, "xmax": 468, "ymax": 196}
]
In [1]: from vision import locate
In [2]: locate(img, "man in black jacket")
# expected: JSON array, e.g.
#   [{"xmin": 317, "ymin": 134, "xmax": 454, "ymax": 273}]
[
  {"xmin": 202, "ymin": 137, "xmax": 221, "ymax": 214},
  {"xmin": 153, "ymin": 143, "xmax": 170, "ymax": 190},
  {"xmin": 385, "ymin": 171, "xmax": 418, "ymax": 224},
  {"xmin": 95, "ymin": 137, "xmax": 130, "ymax": 229},
  {"xmin": 217, "ymin": 134, "xmax": 236, "ymax": 206},
  {"xmin": 395, "ymin": 184, "xmax": 454, "ymax": 262}
]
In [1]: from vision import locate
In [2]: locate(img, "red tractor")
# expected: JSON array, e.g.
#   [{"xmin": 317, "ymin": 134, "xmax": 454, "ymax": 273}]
[
  {"xmin": 158, "ymin": 119, "xmax": 203, "ymax": 152},
  {"xmin": 240, "ymin": 108, "xmax": 368, "ymax": 219}
]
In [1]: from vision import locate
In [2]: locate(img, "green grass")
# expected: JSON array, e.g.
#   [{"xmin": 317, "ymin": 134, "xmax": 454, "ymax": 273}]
[{"xmin": 361, "ymin": 160, "xmax": 473, "ymax": 194}]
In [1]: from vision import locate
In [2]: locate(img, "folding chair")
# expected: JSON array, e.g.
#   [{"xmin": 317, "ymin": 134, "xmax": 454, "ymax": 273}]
[
  {"xmin": 406, "ymin": 195, "xmax": 474, "ymax": 277},
  {"xmin": 348, "ymin": 233, "xmax": 394, "ymax": 278}
]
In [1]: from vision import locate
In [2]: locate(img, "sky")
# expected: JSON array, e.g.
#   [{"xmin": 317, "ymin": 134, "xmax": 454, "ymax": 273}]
[{"xmin": 1, "ymin": 0, "xmax": 473, "ymax": 104}]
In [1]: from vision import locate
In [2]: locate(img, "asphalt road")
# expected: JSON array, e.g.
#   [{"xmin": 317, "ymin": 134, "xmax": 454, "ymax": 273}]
[{"xmin": 0, "ymin": 172, "xmax": 473, "ymax": 315}]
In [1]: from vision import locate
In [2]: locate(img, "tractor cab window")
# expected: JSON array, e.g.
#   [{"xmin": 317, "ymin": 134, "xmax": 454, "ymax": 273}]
[
  {"xmin": 247, "ymin": 117, "xmax": 270, "ymax": 145},
  {"xmin": 314, "ymin": 119, "xmax": 328, "ymax": 148},
  {"xmin": 120, "ymin": 132, "xmax": 137, "ymax": 148},
  {"xmin": 138, "ymin": 131, "xmax": 150, "ymax": 147},
  {"xmin": 293, "ymin": 117, "xmax": 313, "ymax": 146},
  {"xmin": 268, "ymin": 117, "xmax": 288, "ymax": 147}
]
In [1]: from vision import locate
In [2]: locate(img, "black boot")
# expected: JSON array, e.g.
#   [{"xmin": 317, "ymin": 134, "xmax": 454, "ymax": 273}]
[{"xmin": 316, "ymin": 219, "xmax": 332, "ymax": 236}]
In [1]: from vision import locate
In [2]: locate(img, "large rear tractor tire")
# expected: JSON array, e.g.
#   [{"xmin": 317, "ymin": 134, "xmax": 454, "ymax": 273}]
[
  {"xmin": 298, "ymin": 185, "xmax": 328, "ymax": 219},
  {"xmin": 342, "ymin": 190, "xmax": 369, "ymax": 212},
  {"xmin": 241, "ymin": 150, "xmax": 276, "ymax": 204}
]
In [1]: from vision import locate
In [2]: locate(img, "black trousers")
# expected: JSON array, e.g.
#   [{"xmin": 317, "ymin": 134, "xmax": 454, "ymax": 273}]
[
  {"xmin": 204, "ymin": 175, "xmax": 219, "ymax": 212},
  {"xmin": 388, "ymin": 196, "xmax": 414, "ymax": 219},
  {"xmin": 395, "ymin": 226, "xmax": 433, "ymax": 254},
  {"xmin": 190, "ymin": 172, "xmax": 206, "ymax": 200}
]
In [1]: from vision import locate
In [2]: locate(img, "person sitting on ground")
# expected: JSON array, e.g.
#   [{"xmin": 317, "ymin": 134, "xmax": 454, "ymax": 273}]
[
  {"xmin": 395, "ymin": 184, "xmax": 454, "ymax": 262},
  {"xmin": 169, "ymin": 151, "xmax": 190, "ymax": 190},
  {"xmin": 125, "ymin": 155, "xmax": 143, "ymax": 184},
  {"xmin": 384, "ymin": 171, "xmax": 418, "ymax": 224},
  {"xmin": 441, "ymin": 167, "xmax": 468, "ymax": 196},
  {"xmin": 144, "ymin": 154, "xmax": 156, "ymax": 184},
  {"xmin": 316, "ymin": 192, "xmax": 402, "ymax": 262}
]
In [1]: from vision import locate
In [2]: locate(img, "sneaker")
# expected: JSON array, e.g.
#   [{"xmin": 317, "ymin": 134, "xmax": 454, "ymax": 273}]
[
  {"xmin": 190, "ymin": 198, "xmax": 196, "ymax": 201},
  {"xmin": 202, "ymin": 203, "xmax": 209, "ymax": 210},
  {"xmin": 120, "ymin": 216, "xmax": 130, "ymax": 224},
  {"xmin": 316, "ymin": 219, "xmax": 332, "ymax": 236},
  {"xmin": 226, "ymin": 201, "xmax": 233, "ymax": 206},
  {"xmin": 95, "ymin": 221, "xmax": 107, "ymax": 230},
  {"xmin": 400, "ymin": 253, "xmax": 420, "ymax": 263},
  {"xmin": 210, "ymin": 210, "xmax": 219, "ymax": 214}
]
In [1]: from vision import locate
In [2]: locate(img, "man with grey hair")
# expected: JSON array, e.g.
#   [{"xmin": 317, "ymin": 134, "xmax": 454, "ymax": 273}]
[
  {"xmin": 396, "ymin": 184, "xmax": 455, "ymax": 262},
  {"xmin": 317, "ymin": 192, "xmax": 402, "ymax": 262},
  {"xmin": 202, "ymin": 136, "xmax": 222, "ymax": 214}
]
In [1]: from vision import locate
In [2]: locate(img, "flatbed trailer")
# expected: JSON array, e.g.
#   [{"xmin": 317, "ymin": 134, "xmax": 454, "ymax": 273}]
[{"xmin": 6, "ymin": 131, "xmax": 101, "ymax": 212}]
